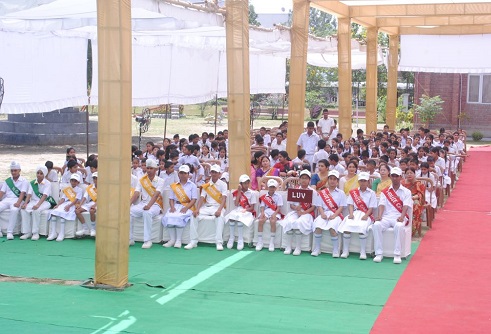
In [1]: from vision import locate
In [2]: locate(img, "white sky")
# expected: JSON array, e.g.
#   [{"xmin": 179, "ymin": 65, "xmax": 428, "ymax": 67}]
[{"xmin": 249, "ymin": 0, "xmax": 293, "ymax": 14}]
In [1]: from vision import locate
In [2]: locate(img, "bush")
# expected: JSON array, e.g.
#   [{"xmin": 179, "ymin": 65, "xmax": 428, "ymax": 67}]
[{"xmin": 472, "ymin": 131, "xmax": 483, "ymax": 141}]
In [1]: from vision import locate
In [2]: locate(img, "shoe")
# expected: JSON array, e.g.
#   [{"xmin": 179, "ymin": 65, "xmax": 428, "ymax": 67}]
[
  {"xmin": 163, "ymin": 240, "xmax": 175, "ymax": 248},
  {"xmin": 47, "ymin": 234, "xmax": 57, "ymax": 241},
  {"xmin": 90, "ymin": 230, "xmax": 96, "ymax": 237},
  {"xmin": 184, "ymin": 242, "xmax": 197, "ymax": 250},
  {"xmin": 75, "ymin": 229, "xmax": 90, "ymax": 237},
  {"xmin": 56, "ymin": 235, "xmax": 65, "ymax": 242},
  {"xmin": 216, "ymin": 243, "xmax": 224, "ymax": 251},
  {"xmin": 293, "ymin": 248, "xmax": 301, "ymax": 256},
  {"xmin": 332, "ymin": 252, "xmax": 340, "ymax": 258},
  {"xmin": 226, "ymin": 239, "xmax": 234, "ymax": 249},
  {"xmin": 31, "ymin": 234, "xmax": 39, "ymax": 241},
  {"xmin": 20, "ymin": 233, "xmax": 32, "ymax": 240},
  {"xmin": 174, "ymin": 240, "xmax": 182, "ymax": 249},
  {"xmin": 341, "ymin": 252, "xmax": 349, "ymax": 259},
  {"xmin": 237, "ymin": 240, "xmax": 244, "ymax": 251},
  {"xmin": 142, "ymin": 241, "xmax": 153, "ymax": 249},
  {"xmin": 311, "ymin": 248, "xmax": 320, "ymax": 257},
  {"xmin": 393, "ymin": 256, "xmax": 402, "ymax": 264},
  {"xmin": 129, "ymin": 239, "xmax": 135, "ymax": 246},
  {"xmin": 373, "ymin": 255, "xmax": 383, "ymax": 263},
  {"xmin": 255, "ymin": 241, "xmax": 264, "ymax": 251},
  {"xmin": 283, "ymin": 247, "xmax": 292, "ymax": 255},
  {"xmin": 7, "ymin": 233, "xmax": 14, "ymax": 240},
  {"xmin": 359, "ymin": 252, "xmax": 367, "ymax": 260},
  {"xmin": 268, "ymin": 243, "xmax": 275, "ymax": 252}
]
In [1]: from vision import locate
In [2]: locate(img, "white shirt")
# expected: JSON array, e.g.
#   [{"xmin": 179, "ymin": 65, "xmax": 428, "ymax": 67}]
[
  {"xmin": 378, "ymin": 185, "xmax": 413, "ymax": 219},
  {"xmin": 202, "ymin": 179, "xmax": 228, "ymax": 206},
  {"xmin": 135, "ymin": 175, "xmax": 165, "ymax": 204},
  {"xmin": 260, "ymin": 192, "xmax": 283, "ymax": 217},
  {"xmin": 27, "ymin": 178, "xmax": 52, "ymax": 202},
  {"xmin": 271, "ymin": 140, "xmax": 287, "ymax": 152},
  {"xmin": 317, "ymin": 117, "xmax": 335, "ymax": 135},
  {"xmin": 297, "ymin": 132, "xmax": 320, "ymax": 156},
  {"xmin": 347, "ymin": 187, "xmax": 377, "ymax": 210},
  {"xmin": 315, "ymin": 187, "xmax": 346, "ymax": 211},
  {"xmin": 159, "ymin": 171, "xmax": 179, "ymax": 190},
  {"xmin": 61, "ymin": 171, "xmax": 84, "ymax": 184},
  {"xmin": 60, "ymin": 185, "xmax": 84, "ymax": 202},
  {"xmin": 1, "ymin": 176, "xmax": 29, "ymax": 199}
]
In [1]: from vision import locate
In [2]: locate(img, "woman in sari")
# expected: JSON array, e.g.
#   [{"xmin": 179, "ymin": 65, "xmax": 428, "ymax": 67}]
[
  {"xmin": 371, "ymin": 163, "xmax": 392, "ymax": 197},
  {"xmin": 255, "ymin": 155, "xmax": 280, "ymax": 189},
  {"xmin": 310, "ymin": 159, "xmax": 329, "ymax": 191},
  {"xmin": 402, "ymin": 167, "xmax": 426, "ymax": 237},
  {"xmin": 250, "ymin": 151, "xmax": 263, "ymax": 191},
  {"xmin": 338, "ymin": 161, "xmax": 359, "ymax": 195}
]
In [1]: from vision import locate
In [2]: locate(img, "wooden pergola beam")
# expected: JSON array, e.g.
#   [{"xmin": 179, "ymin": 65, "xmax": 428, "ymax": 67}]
[
  {"xmin": 349, "ymin": 2, "xmax": 491, "ymax": 17},
  {"xmin": 375, "ymin": 14, "xmax": 491, "ymax": 27},
  {"xmin": 400, "ymin": 24, "xmax": 491, "ymax": 35}
]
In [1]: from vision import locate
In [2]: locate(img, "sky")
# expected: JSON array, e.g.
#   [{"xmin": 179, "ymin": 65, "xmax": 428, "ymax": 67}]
[{"xmin": 249, "ymin": 0, "xmax": 293, "ymax": 14}]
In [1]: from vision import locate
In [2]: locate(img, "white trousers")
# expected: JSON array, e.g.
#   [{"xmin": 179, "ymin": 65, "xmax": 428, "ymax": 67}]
[
  {"xmin": 130, "ymin": 202, "xmax": 161, "ymax": 243},
  {"xmin": 21, "ymin": 200, "xmax": 51, "ymax": 234},
  {"xmin": 190, "ymin": 204, "xmax": 224, "ymax": 244},
  {"xmin": 0, "ymin": 198, "xmax": 21, "ymax": 234},
  {"xmin": 372, "ymin": 216, "xmax": 406, "ymax": 256}
]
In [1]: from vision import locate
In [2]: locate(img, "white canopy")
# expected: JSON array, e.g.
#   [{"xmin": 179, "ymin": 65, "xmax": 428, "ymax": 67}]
[{"xmin": 0, "ymin": 0, "xmax": 373, "ymax": 114}]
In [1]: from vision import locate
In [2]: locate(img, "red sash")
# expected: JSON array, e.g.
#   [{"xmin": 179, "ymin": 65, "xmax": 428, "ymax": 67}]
[
  {"xmin": 319, "ymin": 188, "xmax": 344, "ymax": 219},
  {"xmin": 349, "ymin": 188, "xmax": 374, "ymax": 221},
  {"xmin": 233, "ymin": 189, "xmax": 256, "ymax": 217},
  {"xmin": 300, "ymin": 201, "xmax": 315, "ymax": 217},
  {"xmin": 382, "ymin": 188, "xmax": 410, "ymax": 225},
  {"xmin": 259, "ymin": 194, "xmax": 283, "ymax": 218}
]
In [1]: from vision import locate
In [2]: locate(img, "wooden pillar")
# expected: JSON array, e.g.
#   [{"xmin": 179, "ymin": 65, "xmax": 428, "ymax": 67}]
[
  {"xmin": 366, "ymin": 26, "xmax": 378, "ymax": 134},
  {"xmin": 225, "ymin": 0, "xmax": 250, "ymax": 189},
  {"xmin": 386, "ymin": 34, "xmax": 399, "ymax": 131},
  {"xmin": 287, "ymin": 0, "xmax": 310, "ymax": 158},
  {"xmin": 94, "ymin": 0, "xmax": 132, "ymax": 288},
  {"xmin": 337, "ymin": 17, "xmax": 352, "ymax": 140}
]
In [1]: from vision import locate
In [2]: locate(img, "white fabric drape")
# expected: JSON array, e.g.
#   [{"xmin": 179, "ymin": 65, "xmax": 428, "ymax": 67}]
[
  {"xmin": 0, "ymin": 31, "xmax": 88, "ymax": 114},
  {"xmin": 400, "ymin": 34, "xmax": 491, "ymax": 73}
]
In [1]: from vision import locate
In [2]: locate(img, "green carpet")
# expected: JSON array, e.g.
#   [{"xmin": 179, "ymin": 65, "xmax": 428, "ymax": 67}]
[{"xmin": 0, "ymin": 238, "xmax": 418, "ymax": 333}]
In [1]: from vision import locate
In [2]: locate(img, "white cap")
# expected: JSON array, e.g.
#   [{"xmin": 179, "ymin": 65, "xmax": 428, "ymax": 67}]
[
  {"xmin": 178, "ymin": 165, "xmax": 190, "ymax": 173},
  {"xmin": 146, "ymin": 159, "xmax": 158, "ymax": 168},
  {"xmin": 328, "ymin": 170, "xmax": 340, "ymax": 179},
  {"xmin": 36, "ymin": 166, "xmax": 48, "ymax": 176},
  {"xmin": 239, "ymin": 174, "xmax": 250, "ymax": 183},
  {"xmin": 92, "ymin": 172, "xmax": 98, "ymax": 178},
  {"xmin": 10, "ymin": 161, "xmax": 21, "ymax": 170},
  {"xmin": 220, "ymin": 172, "xmax": 229, "ymax": 182},
  {"xmin": 358, "ymin": 172, "xmax": 370, "ymax": 181},
  {"xmin": 70, "ymin": 174, "xmax": 81, "ymax": 182},
  {"xmin": 299, "ymin": 170, "xmax": 311, "ymax": 178},
  {"xmin": 391, "ymin": 167, "xmax": 403, "ymax": 176},
  {"xmin": 210, "ymin": 164, "xmax": 221, "ymax": 173},
  {"xmin": 267, "ymin": 179, "xmax": 278, "ymax": 188}
]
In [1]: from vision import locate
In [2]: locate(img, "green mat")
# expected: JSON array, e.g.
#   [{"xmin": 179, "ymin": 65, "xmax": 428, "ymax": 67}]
[{"xmin": 0, "ymin": 238, "xmax": 419, "ymax": 333}]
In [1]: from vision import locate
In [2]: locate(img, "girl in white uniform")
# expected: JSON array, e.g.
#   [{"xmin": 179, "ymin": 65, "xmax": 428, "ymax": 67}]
[
  {"xmin": 75, "ymin": 172, "xmax": 98, "ymax": 237},
  {"xmin": 256, "ymin": 179, "xmax": 283, "ymax": 252}
]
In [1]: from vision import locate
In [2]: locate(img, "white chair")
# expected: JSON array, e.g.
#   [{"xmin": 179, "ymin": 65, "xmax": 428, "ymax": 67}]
[
  {"xmin": 222, "ymin": 190, "xmax": 258, "ymax": 245},
  {"xmin": 252, "ymin": 190, "xmax": 285, "ymax": 249},
  {"xmin": 378, "ymin": 209, "xmax": 413, "ymax": 258},
  {"xmin": 278, "ymin": 191, "xmax": 313, "ymax": 252},
  {"xmin": 0, "ymin": 210, "xmax": 21, "ymax": 235},
  {"xmin": 132, "ymin": 214, "xmax": 164, "ymax": 243}
]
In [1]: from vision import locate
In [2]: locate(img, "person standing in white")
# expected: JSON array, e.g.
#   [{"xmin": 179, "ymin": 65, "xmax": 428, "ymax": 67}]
[
  {"xmin": 256, "ymin": 179, "xmax": 283, "ymax": 252},
  {"xmin": 20, "ymin": 166, "xmax": 55, "ymax": 240},
  {"xmin": 162, "ymin": 164, "xmax": 198, "ymax": 249},
  {"xmin": 311, "ymin": 170, "xmax": 346, "ymax": 258},
  {"xmin": 129, "ymin": 159, "xmax": 165, "ymax": 249},
  {"xmin": 225, "ymin": 174, "xmax": 257, "ymax": 251},
  {"xmin": 338, "ymin": 172, "xmax": 377, "ymax": 260},
  {"xmin": 185, "ymin": 164, "xmax": 227, "ymax": 251},
  {"xmin": 372, "ymin": 167, "xmax": 413, "ymax": 264},
  {"xmin": 75, "ymin": 172, "xmax": 98, "ymax": 237},
  {"xmin": 0, "ymin": 161, "xmax": 28, "ymax": 240},
  {"xmin": 296, "ymin": 121, "xmax": 320, "ymax": 167},
  {"xmin": 317, "ymin": 109, "xmax": 335, "ymax": 146}
]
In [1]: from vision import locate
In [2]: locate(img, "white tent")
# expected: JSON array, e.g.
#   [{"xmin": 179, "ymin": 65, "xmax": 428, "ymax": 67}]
[{"xmin": 0, "ymin": 0, "xmax": 375, "ymax": 114}]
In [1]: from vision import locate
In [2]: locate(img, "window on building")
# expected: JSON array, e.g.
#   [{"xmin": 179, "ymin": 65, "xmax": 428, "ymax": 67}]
[{"xmin": 468, "ymin": 74, "xmax": 491, "ymax": 104}]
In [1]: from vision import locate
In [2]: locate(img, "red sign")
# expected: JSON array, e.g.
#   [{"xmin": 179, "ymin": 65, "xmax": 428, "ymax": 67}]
[{"xmin": 287, "ymin": 188, "xmax": 313, "ymax": 203}]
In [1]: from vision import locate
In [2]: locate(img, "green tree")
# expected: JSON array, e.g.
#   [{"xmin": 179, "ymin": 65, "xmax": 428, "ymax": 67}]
[
  {"xmin": 413, "ymin": 95, "xmax": 444, "ymax": 126},
  {"xmin": 249, "ymin": 4, "xmax": 260, "ymax": 26}
]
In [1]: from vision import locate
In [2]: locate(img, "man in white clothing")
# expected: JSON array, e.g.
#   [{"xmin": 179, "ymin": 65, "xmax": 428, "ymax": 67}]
[
  {"xmin": 372, "ymin": 167, "xmax": 413, "ymax": 264},
  {"xmin": 0, "ymin": 161, "xmax": 28, "ymax": 239},
  {"xmin": 317, "ymin": 109, "xmax": 335, "ymax": 145},
  {"xmin": 297, "ymin": 121, "xmax": 320, "ymax": 166}
]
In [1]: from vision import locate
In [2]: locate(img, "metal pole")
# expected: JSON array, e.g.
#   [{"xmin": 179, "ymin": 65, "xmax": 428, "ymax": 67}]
[
  {"xmin": 86, "ymin": 105, "xmax": 89, "ymax": 160},
  {"xmin": 164, "ymin": 105, "xmax": 168, "ymax": 140},
  {"xmin": 214, "ymin": 94, "xmax": 218, "ymax": 134}
]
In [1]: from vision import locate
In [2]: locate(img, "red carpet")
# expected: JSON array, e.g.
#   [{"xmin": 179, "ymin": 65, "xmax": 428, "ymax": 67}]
[{"xmin": 372, "ymin": 147, "xmax": 491, "ymax": 334}]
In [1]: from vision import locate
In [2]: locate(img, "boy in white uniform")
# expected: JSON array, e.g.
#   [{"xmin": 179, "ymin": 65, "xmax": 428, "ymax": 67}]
[
  {"xmin": 130, "ymin": 159, "xmax": 165, "ymax": 249},
  {"xmin": 372, "ymin": 167, "xmax": 413, "ymax": 264},
  {"xmin": 185, "ymin": 164, "xmax": 227, "ymax": 251},
  {"xmin": 225, "ymin": 174, "xmax": 257, "ymax": 251},
  {"xmin": 311, "ymin": 170, "xmax": 346, "ymax": 257},
  {"xmin": 162, "ymin": 165, "xmax": 198, "ymax": 248},
  {"xmin": 20, "ymin": 166, "xmax": 55, "ymax": 240},
  {"xmin": 338, "ymin": 172, "xmax": 377, "ymax": 259},
  {"xmin": 48, "ymin": 174, "xmax": 84, "ymax": 241},
  {"xmin": 75, "ymin": 172, "xmax": 98, "ymax": 237},
  {"xmin": 0, "ymin": 161, "xmax": 28, "ymax": 239},
  {"xmin": 256, "ymin": 179, "xmax": 283, "ymax": 252}
]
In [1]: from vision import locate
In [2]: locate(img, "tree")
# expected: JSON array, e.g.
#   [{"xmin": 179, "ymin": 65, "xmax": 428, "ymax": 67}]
[
  {"xmin": 412, "ymin": 95, "xmax": 444, "ymax": 127},
  {"xmin": 249, "ymin": 4, "xmax": 260, "ymax": 26}
]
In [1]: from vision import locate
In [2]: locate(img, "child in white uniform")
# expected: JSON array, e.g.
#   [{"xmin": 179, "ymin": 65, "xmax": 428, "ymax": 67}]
[{"xmin": 256, "ymin": 179, "xmax": 283, "ymax": 252}]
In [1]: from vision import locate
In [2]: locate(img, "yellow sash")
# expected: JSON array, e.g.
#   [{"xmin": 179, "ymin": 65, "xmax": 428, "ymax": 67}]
[
  {"xmin": 140, "ymin": 175, "xmax": 163, "ymax": 208},
  {"xmin": 376, "ymin": 178, "xmax": 392, "ymax": 196},
  {"xmin": 86, "ymin": 184, "xmax": 97, "ymax": 202},
  {"xmin": 62, "ymin": 186, "xmax": 77, "ymax": 203},
  {"xmin": 130, "ymin": 187, "xmax": 135, "ymax": 199},
  {"xmin": 202, "ymin": 182, "xmax": 222, "ymax": 204},
  {"xmin": 344, "ymin": 175, "xmax": 359, "ymax": 195},
  {"xmin": 171, "ymin": 182, "xmax": 195, "ymax": 210}
]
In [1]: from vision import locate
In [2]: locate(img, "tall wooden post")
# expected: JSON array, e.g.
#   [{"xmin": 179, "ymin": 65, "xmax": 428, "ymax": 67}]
[
  {"xmin": 366, "ymin": 26, "xmax": 378, "ymax": 134},
  {"xmin": 386, "ymin": 34, "xmax": 399, "ymax": 131},
  {"xmin": 337, "ymin": 17, "xmax": 353, "ymax": 140}
]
